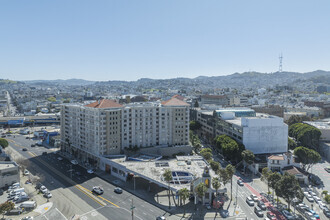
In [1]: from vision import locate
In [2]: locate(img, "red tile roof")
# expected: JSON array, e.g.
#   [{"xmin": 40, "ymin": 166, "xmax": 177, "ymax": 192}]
[
  {"xmin": 172, "ymin": 94, "xmax": 185, "ymax": 101},
  {"xmin": 161, "ymin": 97, "xmax": 190, "ymax": 106},
  {"xmin": 282, "ymin": 165, "xmax": 309, "ymax": 176},
  {"xmin": 85, "ymin": 99, "xmax": 123, "ymax": 108}
]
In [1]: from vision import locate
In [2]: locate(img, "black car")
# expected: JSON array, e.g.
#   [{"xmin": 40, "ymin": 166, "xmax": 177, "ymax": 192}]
[
  {"xmin": 31, "ymin": 144, "xmax": 35, "ymax": 147},
  {"xmin": 42, "ymin": 152, "xmax": 47, "ymax": 155},
  {"xmin": 324, "ymin": 208, "xmax": 330, "ymax": 218},
  {"xmin": 35, "ymin": 182, "xmax": 43, "ymax": 190},
  {"xmin": 22, "ymin": 148, "xmax": 28, "ymax": 151}
]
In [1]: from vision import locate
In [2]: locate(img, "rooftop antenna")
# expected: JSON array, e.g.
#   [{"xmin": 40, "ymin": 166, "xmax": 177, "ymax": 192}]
[{"xmin": 279, "ymin": 53, "xmax": 283, "ymax": 72}]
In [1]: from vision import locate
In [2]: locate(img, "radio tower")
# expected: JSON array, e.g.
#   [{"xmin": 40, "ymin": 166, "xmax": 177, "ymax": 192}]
[{"xmin": 279, "ymin": 53, "xmax": 283, "ymax": 72}]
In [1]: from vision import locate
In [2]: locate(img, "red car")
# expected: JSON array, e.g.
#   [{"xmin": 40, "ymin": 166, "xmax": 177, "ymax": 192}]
[{"xmin": 267, "ymin": 211, "xmax": 276, "ymax": 220}]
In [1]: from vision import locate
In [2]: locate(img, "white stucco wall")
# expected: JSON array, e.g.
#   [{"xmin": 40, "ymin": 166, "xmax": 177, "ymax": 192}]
[{"xmin": 242, "ymin": 116, "xmax": 288, "ymax": 154}]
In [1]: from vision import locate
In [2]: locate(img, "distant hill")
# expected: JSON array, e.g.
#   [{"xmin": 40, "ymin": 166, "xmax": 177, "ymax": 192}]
[{"xmin": 24, "ymin": 78, "xmax": 95, "ymax": 86}]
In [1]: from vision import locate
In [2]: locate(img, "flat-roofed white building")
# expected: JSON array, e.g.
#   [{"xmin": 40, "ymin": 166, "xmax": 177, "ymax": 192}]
[
  {"xmin": 196, "ymin": 108, "xmax": 288, "ymax": 154},
  {"xmin": 0, "ymin": 161, "xmax": 20, "ymax": 188}
]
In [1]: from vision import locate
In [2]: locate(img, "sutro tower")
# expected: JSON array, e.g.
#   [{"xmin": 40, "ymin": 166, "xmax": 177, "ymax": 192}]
[{"xmin": 279, "ymin": 53, "xmax": 283, "ymax": 72}]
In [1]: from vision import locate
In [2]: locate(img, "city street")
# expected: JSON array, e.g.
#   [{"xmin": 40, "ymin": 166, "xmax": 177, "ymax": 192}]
[{"xmin": 6, "ymin": 134, "xmax": 173, "ymax": 220}]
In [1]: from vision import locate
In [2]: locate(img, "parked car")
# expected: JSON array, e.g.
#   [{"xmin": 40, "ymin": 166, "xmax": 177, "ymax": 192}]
[
  {"xmin": 39, "ymin": 186, "xmax": 48, "ymax": 194},
  {"xmin": 87, "ymin": 169, "xmax": 94, "ymax": 174},
  {"xmin": 30, "ymin": 144, "xmax": 35, "ymax": 147},
  {"xmin": 44, "ymin": 192, "xmax": 52, "ymax": 198},
  {"xmin": 266, "ymin": 211, "xmax": 276, "ymax": 220},
  {"xmin": 305, "ymin": 209, "xmax": 320, "ymax": 220},
  {"xmin": 306, "ymin": 194, "xmax": 314, "ymax": 202},
  {"xmin": 71, "ymin": 160, "xmax": 78, "ymax": 165},
  {"xmin": 92, "ymin": 186, "xmax": 104, "ymax": 195},
  {"xmin": 304, "ymin": 212, "xmax": 317, "ymax": 220},
  {"xmin": 324, "ymin": 167, "xmax": 330, "ymax": 173},
  {"xmin": 57, "ymin": 157, "xmax": 63, "ymax": 161},
  {"xmin": 257, "ymin": 200, "xmax": 267, "ymax": 210},
  {"xmin": 35, "ymin": 183, "xmax": 43, "ymax": 190},
  {"xmin": 220, "ymin": 209, "xmax": 229, "ymax": 218},
  {"xmin": 254, "ymin": 206, "xmax": 264, "ymax": 217},
  {"xmin": 114, "ymin": 187, "xmax": 123, "ymax": 194},
  {"xmin": 24, "ymin": 170, "xmax": 30, "ymax": 176},
  {"xmin": 21, "ymin": 217, "xmax": 33, "ymax": 220},
  {"xmin": 6, "ymin": 208, "xmax": 23, "ymax": 215},
  {"xmin": 156, "ymin": 216, "xmax": 166, "ymax": 220},
  {"xmin": 323, "ymin": 208, "xmax": 330, "ymax": 218},
  {"xmin": 312, "ymin": 196, "xmax": 321, "ymax": 203},
  {"xmin": 318, "ymin": 202, "xmax": 328, "ymax": 210},
  {"xmin": 246, "ymin": 197, "xmax": 255, "ymax": 206},
  {"xmin": 205, "ymin": 202, "xmax": 211, "ymax": 210},
  {"xmin": 250, "ymin": 194, "xmax": 258, "ymax": 202},
  {"xmin": 282, "ymin": 210, "xmax": 295, "ymax": 219},
  {"xmin": 22, "ymin": 148, "xmax": 28, "ymax": 151}
]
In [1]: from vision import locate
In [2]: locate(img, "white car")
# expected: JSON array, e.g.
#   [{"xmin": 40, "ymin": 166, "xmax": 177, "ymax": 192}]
[
  {"xmin": 319, "ymin": 202, "xmax": 328, "ymax": 210},
  {"xmin": 40, "ymin": 186, "xmax": 48, "ymax": 194},
  {"xmin": 246, "ymin": 197, "xmax": 255, "ymax": 206},
  {"xmin": 309, "ymin": 191, "xmax": 317, "ymax": 197},
  {"xmin": 21, "ymin": 217, "xmax": 33, "ymax": 220},
  {"xmin": 71, "ymin": 160, "xmax": 78, "ymax": 165},
  {"xmin": 87, "ymin": 169, "xmax": 94, "ymax": 174},
  {"xmin": 303, "ymin": 192, "xmax": 310, "ymax": 197},
  {"xmin": 24, "ymin": 170, "xmax": 30, "ymax": 176},
  {"xmin": 250, "ymin": 194, "xmax": 258, "ymax": 202},
  {"xmin": 306, "ymin": 194, "xmax": 314, "ymax": 202},
  {"xmin": 312, "ymin": 195, "xmax": 321, "ymax": 203}
]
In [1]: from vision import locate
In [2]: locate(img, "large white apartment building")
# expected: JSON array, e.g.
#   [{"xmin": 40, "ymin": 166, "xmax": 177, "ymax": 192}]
[{"xmin": 61, "ymin": 98, "xmax": 190, "ymax": 165}]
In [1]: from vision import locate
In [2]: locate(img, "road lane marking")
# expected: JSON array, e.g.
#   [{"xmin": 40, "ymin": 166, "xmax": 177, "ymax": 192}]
[
  {"xmin": 28, "ymin": 152, "xmax": 107, "ymax": 206},
  {"xmin": 76, "ymin": 184, "xmax": 119, "ymax": 208}
]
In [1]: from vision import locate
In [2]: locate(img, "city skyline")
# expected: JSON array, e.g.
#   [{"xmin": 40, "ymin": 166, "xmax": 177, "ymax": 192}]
[{"xmin": 1, "ymin": 0, "xmax": 330, "ymax": 81}]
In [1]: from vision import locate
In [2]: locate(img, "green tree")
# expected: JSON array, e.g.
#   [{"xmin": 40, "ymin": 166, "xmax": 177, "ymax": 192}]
[
  {"xmin": 218, "ymin": 168, "xmax": 230, "ymax": 187},
  {"xmin": 200, "ymin": 148, "xmax": 213, "ymax": 161},
  {"xmin": 275, "ymin": 172, "xmax": 303, "ymax": 210},
  {"xmin": 225, "ymin": 164, "xmax": 235, "ymax": 200},
  {"xmin": 261, "ymin": 167, "xmax": 271, "ymax": 193},
  {"xmin": 289, "ymin": 123, "xmax": 321, "ymax": 149},
  {"xmin": 47, "ymin": 96, "xmax": 56, "ymax": 102},
  {"xmin": 294, "ymin": 146, "xmax": 321, "ymax": 171},
  {"xmin": 0, "ymin": 138, "xmax": 9, "ymax": 149},
  {"xmin": 288, "ymin": 138, "xmax": 297, "ymax": 150},
  {"xmin": 241, "ymin": 150, "xmax": 255, "ymax": 173},
  {"xmin": 287, "ymin": 115, "xmax": 311, "ymax": 126},
  {"xmin": 190, "ymin": 120, "xmax": 202, "ymax": 131},
  {"xmin": 268, "ymin": 172, "xmax": 281, "ymax": 204},
  {"xmin": 178, "ymin": 188, "xmax": 190, "ymax": 216},
  {"xmin": 209, "ymin": 161, "xmax": 220, "ymax": 172},
  {"xmin": 0, "ymin": 201, "xmax": 15, "ymax": 218},
  {"xmin": 163, "ymin": 169, "xmax": 173, "ymax": 209},
  {"xmin": 325, "ymin": 194, "xmax": 330, "ymax": 204},
  {"xmin": 195, "ymin": 183, "xmax": 207, "ymax": 205}
]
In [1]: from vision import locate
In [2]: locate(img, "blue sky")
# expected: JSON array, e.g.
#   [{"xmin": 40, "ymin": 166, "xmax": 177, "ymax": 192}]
[{"xmin": 0, "ymin": 0, "xmax": 329, "ymax": 81}]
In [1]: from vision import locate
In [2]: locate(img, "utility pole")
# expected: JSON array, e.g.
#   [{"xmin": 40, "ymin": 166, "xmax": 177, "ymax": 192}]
[{"xmin": 131, "ymin": 199, "xmax": 135, "ymax": 220}]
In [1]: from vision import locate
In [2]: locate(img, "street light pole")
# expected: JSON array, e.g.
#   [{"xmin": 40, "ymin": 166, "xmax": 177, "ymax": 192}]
[{"xmin": 131, "ymin": 199, "xmax": 135, "ymax": 220}]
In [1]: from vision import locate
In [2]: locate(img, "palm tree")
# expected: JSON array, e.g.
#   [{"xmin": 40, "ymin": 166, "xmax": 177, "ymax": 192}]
[
  {"xmin": 178, "ymin": 188, "xmax": 190, "ymax": 216},
  {"xmin": 195, "ymin": 183, "xmax": 207, "ymax": 205},
  {"xmin": 163, "ymin": 169, "xmax": 173, "ymax": 209},
  {"xmin": 225, "ymin": 164, "xmax": 235, "ymax": 200},
  {"xmin": 212, "ymin": 177, "xmax": 221, "ymax": 210}
]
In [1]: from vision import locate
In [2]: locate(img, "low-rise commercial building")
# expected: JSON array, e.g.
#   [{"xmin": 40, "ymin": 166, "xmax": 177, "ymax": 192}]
[
  {"xmin": 195, "ymin": 108, "xmax": 288, "ymax": 154},
  {"xmin": 0, "ymin": 161, "xmax": 19, "ymax": 188}
]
